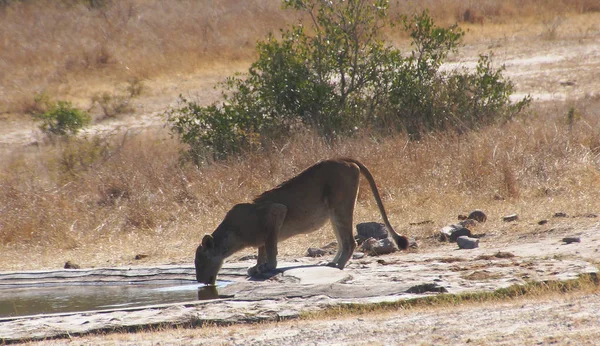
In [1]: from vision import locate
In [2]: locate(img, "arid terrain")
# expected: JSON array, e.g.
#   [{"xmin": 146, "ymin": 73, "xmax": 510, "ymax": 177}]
[{"xmin": 1, "ymin": 1, "xmax": 600, "ymax": 345}]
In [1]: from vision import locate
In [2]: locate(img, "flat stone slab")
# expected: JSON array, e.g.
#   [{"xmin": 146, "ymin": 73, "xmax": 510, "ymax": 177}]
[
  {"xmin": 1, "ymin": 227, "xmax": 599, "ymax": 342},
  {"xmin": 276, "ymin": 265, "xmax": 351, "ymax": 285}
]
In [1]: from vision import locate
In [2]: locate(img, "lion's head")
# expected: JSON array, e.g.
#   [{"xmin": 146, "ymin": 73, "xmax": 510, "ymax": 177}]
[{"xmin": 195, "ymin": 234, "xmax": 224, "ymax": 285}]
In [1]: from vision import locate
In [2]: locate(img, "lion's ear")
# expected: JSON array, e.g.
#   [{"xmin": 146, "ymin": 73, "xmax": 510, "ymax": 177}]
[{"xmin": 202, "ymin": 234, "xmax": 215, "ymax": 249}]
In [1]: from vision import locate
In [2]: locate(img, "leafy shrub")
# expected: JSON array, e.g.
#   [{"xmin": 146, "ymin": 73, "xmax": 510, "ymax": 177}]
[
  {"xmin": 33, "ymin": 100, "xmax": 91, "ymax": 137},
  {"xmin": 165, "ymin": 0, "xmax": 529, "ymax": 161}
]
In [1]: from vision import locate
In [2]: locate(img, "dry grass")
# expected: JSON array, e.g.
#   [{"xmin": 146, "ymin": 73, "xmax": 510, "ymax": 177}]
[
  {"xmin": 0, "ymin": 0, "xmax": 298, "ymax": 115},
  {"xmin": 1, "ymin": 0, "xmax": 598, "ymax": 115},
  {"xmin": 0, "ymin": 1, "xmax": 599, "ymax": 271},
  {"xmin": 1, "ymin": 98, "xmax": 599, "ymax": 271}
]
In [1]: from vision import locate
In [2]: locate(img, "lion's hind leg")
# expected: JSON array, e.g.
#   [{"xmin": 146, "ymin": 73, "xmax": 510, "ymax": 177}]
[
  {"xmin": 327, "ymin": 208, "xmax": 357, "ymax": 269},
  {"xmin": 326, "ymin": 163, "xmax": 360, "ymax": 269}
]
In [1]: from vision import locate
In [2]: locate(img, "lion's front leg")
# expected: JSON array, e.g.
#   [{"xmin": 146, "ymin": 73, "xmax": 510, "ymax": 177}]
[
  {"xmin": 247, "ymin": 246, "xmax": 273, "ymax": 276},
  {"xmin": 247, "ymin": 203, "xmax": 287, "ymax": 277}
]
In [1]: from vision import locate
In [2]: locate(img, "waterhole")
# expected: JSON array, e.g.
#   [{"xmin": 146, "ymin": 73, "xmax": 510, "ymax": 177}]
[{"xmin": 0, "ymin": 278, "xmax": 230, "ymax": 318}]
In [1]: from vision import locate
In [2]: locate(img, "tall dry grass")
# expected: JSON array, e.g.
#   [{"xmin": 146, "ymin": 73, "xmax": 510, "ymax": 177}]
[
  {"xmin": 1, "ymin": 0, "xmax": 598, "ymax": 115},
  {"xmin": 0, "ymin": 0, "xmax": 298, "ymax": 114},
  {"xmin": 1, "ymin": 99, "xmax": 599, "ymax": 270},
  {"xmin": 1, "ymin": 0, "xmax": 599, "ymax": 270}
]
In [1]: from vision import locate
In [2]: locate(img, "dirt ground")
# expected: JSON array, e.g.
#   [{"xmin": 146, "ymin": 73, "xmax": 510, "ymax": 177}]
[{"xmin": 4, "ymin": 221, "xmax": 597, "ymax": 345}]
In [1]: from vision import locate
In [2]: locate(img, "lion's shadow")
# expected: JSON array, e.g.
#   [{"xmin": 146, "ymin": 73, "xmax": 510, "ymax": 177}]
[{"xmin": 246, "ymin": 264, "xmax": 327, "ymax": 282}]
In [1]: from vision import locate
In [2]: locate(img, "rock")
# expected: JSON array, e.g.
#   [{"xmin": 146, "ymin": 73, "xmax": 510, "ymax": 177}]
[
  {"xmin": 440, "ymin": 225, "xmax": 472, "ymax": 242},
  {"xmin": 360, "ymin": 237, "xmax": 397, "ymax": 256},
  {"xmin": 503, "ymin": 214, "xmax": 519, "ymax": 222},
  {"xmin": 352, "ymin": 252, "xmax": 365, "ymax": 259},
  {"xmin": 562, "ymin": 237, "xmax": 581, "ymax": 244},
  {"xmin": 406, "ymin": 282, "xmax": 448, "ymax": 294},
  {"xmin": 457, "ymin": 236, "xmax": 480, "ymax": 249},
  {"xmin": 538, "ymin": 219, "xmax": 548, "ymax": 225},
  {"xmin": 306, "ymin": 242, "xmax": 337, "ymax": 258},
  {"xmin": 134, "ymin": 254, "xmax": 149, "ymax": 260},
  {"xmin": 238, "ymin": 254, "xmax": 258, "ymax": 261},
  {"xmin": 306, "ymin": 247, "xmax": 327, "ymax": 257},
  {"xmin": 458, "ymin": 219, "xmax": 478, "ymax": 228},
  {"xmin": 407, "ymin": 237, "xmax": 418, "ymax": 248},
  {"xmin": 356, "ymin": 222, "xmax": 388, "ymax": 242},
  {"xmin": 553, "ymin": 212, "xmax": 568, "ymax": 218},
  {"xmin": 467, "ymin": 209, "xmax": 487, "ymax": 223},
  {"xmin": 64, "ymin": 261, "xmax": 80, "ymax": 269}
]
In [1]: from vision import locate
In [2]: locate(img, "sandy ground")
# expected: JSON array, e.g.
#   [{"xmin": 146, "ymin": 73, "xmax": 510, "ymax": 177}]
[
  {"xmin": 5, "ymin": 222, "xmax": 597, "ymax": 345},
  {"xmin": 172, "ymin": 294, "xmax": 600, "ymax": 346}
]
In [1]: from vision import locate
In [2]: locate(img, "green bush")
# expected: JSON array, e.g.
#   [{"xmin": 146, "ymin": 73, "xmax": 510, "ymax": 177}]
[
  {"xmin": 34, "ymin": 100, "xmax": 91, "ymax": 137},
  {"xmin": 165, "ymin": 0, "xmax": 530, "ymax": 161}
]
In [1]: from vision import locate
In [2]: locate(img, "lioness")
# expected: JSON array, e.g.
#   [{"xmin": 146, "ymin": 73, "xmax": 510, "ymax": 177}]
[{"xmin": 195, "ymin": 158, "xmax": 409, "ymax": 284}]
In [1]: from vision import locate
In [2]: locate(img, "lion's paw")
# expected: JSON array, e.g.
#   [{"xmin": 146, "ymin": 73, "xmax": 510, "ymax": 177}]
[{"xmin": 247, "ymin": 263, "xmax": 276, "ymax": 277}]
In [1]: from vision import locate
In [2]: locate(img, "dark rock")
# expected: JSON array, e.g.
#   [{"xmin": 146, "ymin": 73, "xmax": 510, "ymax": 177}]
[
  {"xmin": 503, "ymin": 214, "xmax": 519, "ymax": 222},
  {"xmin": 440, "ymin": 225, "xmax": 472, "ymax": 242},
  {"xmin": 553, "ymin": 212, "xmax": 568, "ymax": 218},
  {"xmin": 457, "ymin": 236, "xmax": 480, "ymax": 249},
  {"xmin": 406, "ymin": 283, "xmax": 448, "ymax": 294},
  {"xmin": 306, "ymin": 248, "xmax": 327, "ymax": 257},
  {"xmin": 562, "ymin": 237, "xmax": 581, "ymax": 244},
  {"xmin": 538, "ymin": 219, "xmax": 548, "ymax": 225},
  {"xmin": 458, "ymin": 219, "xmax": 478, "ymax": 228},
  {"xmin": 356, "ymin": 222, "xmax": 388, "ymax": 242},
  {"xmin": 467, "ymin": 209, "xmax": 487, "ymax": 223},
  {"xmin": 306, "ymin": 242, "xmax": 337, "ymax": 258},
  {"xmin": 134, "ymin": 254, "xmax": 149, "ymax": 260},
  {"xmin": 408, "ymin": 237, "xmax": 418, "ymax": 248},
  {"xmin": 360, "ymin": 237, "xmax": 397, "ymax": 256},
  {"xmin": 64, "ymin": 261, "xmax": 80, "ymax": 269},
  {"xmin": 238, "ymin": 254, "xmax": 258, "ymax": 261}
]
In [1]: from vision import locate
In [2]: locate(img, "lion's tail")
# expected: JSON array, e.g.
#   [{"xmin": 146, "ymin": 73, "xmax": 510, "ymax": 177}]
[{"xmin": 344, "ymin": 158, "xmax": 409, "ymax": 250}]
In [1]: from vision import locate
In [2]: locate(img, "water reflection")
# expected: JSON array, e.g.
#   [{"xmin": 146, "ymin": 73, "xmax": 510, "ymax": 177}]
[
  {"xmin": 0, "ymin": 281, "xmax": 230, "ymax": 318},
  {"xmin": 197, "ymin": 285, "xmax": 219, "ymax": 300}
]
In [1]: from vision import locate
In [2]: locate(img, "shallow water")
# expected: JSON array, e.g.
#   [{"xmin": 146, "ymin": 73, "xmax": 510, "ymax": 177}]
[{"xmin": 0, "ymin": 281, "xmax": 229, "ymax": 318}]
